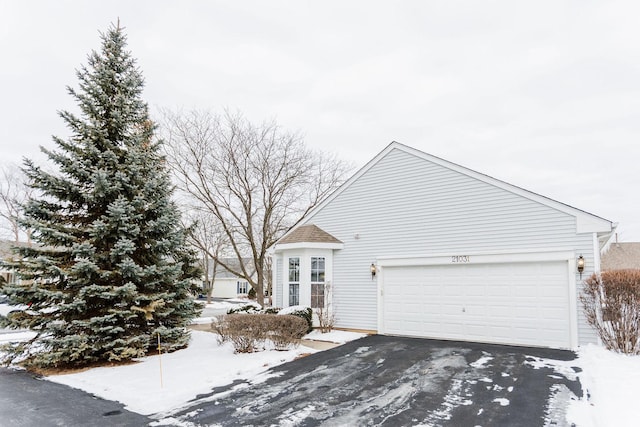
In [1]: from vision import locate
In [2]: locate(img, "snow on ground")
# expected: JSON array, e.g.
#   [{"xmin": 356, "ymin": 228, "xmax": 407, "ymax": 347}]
[
  {"xmin": 194, "ymin": 300, "xmax": 237, "ymax": 311},
  {"xmin": 568, "ymin": 344, "xmax": 640, "ymax": 427},
  {"xmin": 523, "ymin": 344, "xmax": 640, "ymax": 427},
  {"xmin": 47, "ymin": 330, "xmax": 317, "ymax": 416},
  {"xmin": 304, "ymin": 329, "xmax": 368, "ymax": 344},
  {"xmin": 0, "ymin": 330, "xmax": 37, "ymax": 343},
  {"xmin": 0, "ymin": 303, "xmax": 27, "ymax": 317}
]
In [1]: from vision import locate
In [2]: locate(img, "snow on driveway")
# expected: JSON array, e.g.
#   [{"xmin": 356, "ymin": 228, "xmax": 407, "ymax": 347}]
[{"xmin": 164, "ymin": 336, "xmax": 582, "ymax": 426}]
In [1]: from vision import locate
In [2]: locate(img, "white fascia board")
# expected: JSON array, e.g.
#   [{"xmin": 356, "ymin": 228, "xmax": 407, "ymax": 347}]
[{"xmin": 273, "ymin": 242, "xmax": 344, "ymax": 252}]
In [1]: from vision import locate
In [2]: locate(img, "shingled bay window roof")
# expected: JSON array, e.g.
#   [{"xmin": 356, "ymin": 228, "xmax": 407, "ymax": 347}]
[{"xmin": 278, "ymin": 224, "xmax": 342, "ymax": 245}]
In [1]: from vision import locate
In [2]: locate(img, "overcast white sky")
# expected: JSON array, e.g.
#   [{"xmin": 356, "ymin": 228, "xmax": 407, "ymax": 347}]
[{"xmin": 1, "ymin": 1, "xmax": 639, "ymax": 240}]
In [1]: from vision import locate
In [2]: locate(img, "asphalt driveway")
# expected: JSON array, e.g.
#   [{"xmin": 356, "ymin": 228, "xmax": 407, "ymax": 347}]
[
  {"xmin": 164, "ymin": 335, "xmax": 582, "ymax": 427},
  {"xmin": 0, "ymin": 367, "xmax": 151, "ymax": 427}
]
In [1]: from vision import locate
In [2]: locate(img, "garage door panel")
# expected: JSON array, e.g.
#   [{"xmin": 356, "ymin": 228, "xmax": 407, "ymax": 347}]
[{"xmin": 382, "ymin": 260, "xmax": 571, "ymax": 348}]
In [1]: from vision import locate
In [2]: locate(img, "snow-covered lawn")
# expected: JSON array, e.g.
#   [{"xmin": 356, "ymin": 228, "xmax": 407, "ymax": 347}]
[
  {"xmin": 567, "ymin": 344, "xmax": 640, "ymax": 427},
  {"xmin": 44, "ymin": 327, "xmax": 367, "ymax": 416},
  {"xmin": 46, "ymin": 330, "xmax": 314, "ymax": 415}
]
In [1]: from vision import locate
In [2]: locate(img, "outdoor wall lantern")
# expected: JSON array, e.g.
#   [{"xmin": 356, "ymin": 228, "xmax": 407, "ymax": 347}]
[
  {"xmin": 577, "ymin": 255, "xmax": 585, "ymax": 278},
  {"xmin": 370, "ymin": 263, "xmax": 377, "ymax": 280}
]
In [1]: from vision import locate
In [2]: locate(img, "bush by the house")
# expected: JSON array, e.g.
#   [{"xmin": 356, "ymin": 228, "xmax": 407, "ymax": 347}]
[
  {"xmin": 248, "ymin": 287, "xmax": 256, "ymax": 300},
  {"xmin": 581, "ymin": 270, "xmax": 640, "ymax": 355},
  {"xmin": 212, "ymin": 313, "xmax": 308, "ymax": 353},
  {"xmin": 266, "ymin": 315, "xmax": 308, "ymax": 350},
  {"xmin": 278, "ymin": 305, "xmax": 313, "ymax": 333},
  {"xmin": 315, "ymin": 305, "xmax": 336, "ymax": 333},
  {"xmin": 226, "ymin": 303, "xmax": 312, "ymax": 333}
]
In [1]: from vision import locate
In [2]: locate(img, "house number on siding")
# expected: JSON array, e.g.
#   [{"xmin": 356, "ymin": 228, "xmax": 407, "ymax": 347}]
[{"xmin": 451, "ymin": 255, "xmax": 470, "ymax": 263}]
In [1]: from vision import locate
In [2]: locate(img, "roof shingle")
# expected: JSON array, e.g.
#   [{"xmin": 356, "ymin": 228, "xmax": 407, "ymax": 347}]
[
  {"xmin": 278, "ymin": 224, "xmax": 342, "ymax": 245},
  {"xmin": 601, "ymin": 242, "xmax": 640, "ymax": 270}
]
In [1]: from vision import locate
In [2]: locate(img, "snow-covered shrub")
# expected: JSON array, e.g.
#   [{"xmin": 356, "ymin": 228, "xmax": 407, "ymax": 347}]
[
  {"xmin": 263, "ymin": 307, "xmax": 281, "ymax": 315},
  {"xmin": 278, "ymin": 306, "xmax": 313, "ymax": 333},
  {"xmin": 211, "ymin": 313, "xmax": 308, "ymax": 353},
  {"xmin": 581, "ymin": 270, "xmax": 640, "ymax": 354},
  {"xmin": 226, "ymin": 302, "xmax": 262, "ymax": 315}
]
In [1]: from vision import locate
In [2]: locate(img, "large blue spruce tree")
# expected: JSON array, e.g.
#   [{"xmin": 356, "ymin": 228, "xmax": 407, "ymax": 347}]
[{"xmin": 1, "ymin": 23, "xmax": 200, "ymax": 368}]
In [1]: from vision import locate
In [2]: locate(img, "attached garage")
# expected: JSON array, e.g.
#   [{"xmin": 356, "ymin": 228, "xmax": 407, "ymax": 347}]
[{"xmin": 378, "ymin": 252, "xmax": 576, "ymax": 349}]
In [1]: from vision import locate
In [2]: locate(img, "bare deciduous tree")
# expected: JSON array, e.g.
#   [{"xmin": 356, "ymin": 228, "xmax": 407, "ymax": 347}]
[
  {"xmin": 0, "ymin": 163, "xmax": 33, "ymax": 243},
  {"xmin": 162, "ymin": 110, "xmax": 351, "ymax": 306},
  {"xmin": 183, "ymin": 209, "xmax": 229, "ymax": 303}
]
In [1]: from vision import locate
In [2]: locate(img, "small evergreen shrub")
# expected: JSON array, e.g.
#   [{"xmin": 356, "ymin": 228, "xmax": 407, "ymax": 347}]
[
  {"xmin": 581, "ymin": 270, "xmax": 640, "ymax": 354},
  {"xmin": 248, "ymin": 287, "xmax": 256, "ymax": 300}
]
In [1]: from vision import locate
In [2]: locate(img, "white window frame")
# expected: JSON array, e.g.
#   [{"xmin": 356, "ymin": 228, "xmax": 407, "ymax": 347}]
[
  {"xmin": 237, "ymin": 280, "xmax": 249, "ymax": 295},
  {"xmin": 310, "ymin": 256, "xmax": 325, "ymax": 308},
  {"xmin": 288, "ymin": 257, "xmax": 300, "ymax": 306}
]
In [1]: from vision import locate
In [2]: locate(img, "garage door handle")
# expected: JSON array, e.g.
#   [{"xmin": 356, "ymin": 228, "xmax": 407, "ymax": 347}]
[{"xmin": 462, "ymin": 308, "xmax": 466, "ymax": 313}]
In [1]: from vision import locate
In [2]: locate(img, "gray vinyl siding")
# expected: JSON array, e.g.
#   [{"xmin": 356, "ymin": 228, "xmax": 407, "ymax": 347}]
[
  {"xmin": 305, "ymin": 147, "xmax": 598, "ymax": 345},
  {"xmin": 274, "ymin": 257, "xmax": 283, "ymax": 308}
]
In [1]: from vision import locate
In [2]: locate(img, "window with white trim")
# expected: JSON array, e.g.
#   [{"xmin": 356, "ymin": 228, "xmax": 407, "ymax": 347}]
[
  {"xmin": 288, "ymin": 257, "xmax": 300, "ymax": 306},
  {"xmin": 237, "ymin": 281, "xmax": 249, "ymax": 294},
  {"xmin": 311, "ymin": 257, "xmax": 325, "ymax": 308}
]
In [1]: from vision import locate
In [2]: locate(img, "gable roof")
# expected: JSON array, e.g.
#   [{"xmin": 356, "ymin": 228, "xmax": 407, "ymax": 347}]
[
  {"xmin": 300, "ymin": 141, "xmax": 613, "ymax": 236},
  {"xmin": 601, "ymin": 243, "xmax": 640, "ymax": 270},
  {"xmin": 205, "ymin": 257, "xmax": 255, "ymax": 279},
  {"xmin": 278, "ymin": 224, "xmax": 342, "ymax": 245},
  {"xmin": 273, "ymin": 224, "xmax": 344, "ymax": 252}
]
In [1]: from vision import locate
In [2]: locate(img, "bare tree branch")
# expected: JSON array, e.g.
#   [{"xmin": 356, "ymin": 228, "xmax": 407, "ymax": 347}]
[
  {"xmin": 161, "ymin": 109, "xmax": 351, "ymax": 306},
  {"xmin": 0, "ymin": 163, "xmax": 34, "ymax": 243}
]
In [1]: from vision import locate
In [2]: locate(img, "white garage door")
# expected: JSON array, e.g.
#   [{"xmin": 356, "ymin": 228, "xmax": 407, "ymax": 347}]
[{"xmin": 381, "ymin": 261, "xmax": 571, "ymax": 348}]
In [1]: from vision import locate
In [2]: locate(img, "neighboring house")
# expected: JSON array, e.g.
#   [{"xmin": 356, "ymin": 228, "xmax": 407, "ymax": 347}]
[
  {"xmin": 0, "ymin": 239, "xmax": 28, "ymax": 286},
  {"xmin": 271, "ymin": 142, "xmax": 615, "ymax": 350},
  {"xmin": 600, "ymin": 242, "xmax": 640, "ymax": 271},
  {"xmin": 203, "ymin": 258, "xmax": 256, "ymax": 299}
]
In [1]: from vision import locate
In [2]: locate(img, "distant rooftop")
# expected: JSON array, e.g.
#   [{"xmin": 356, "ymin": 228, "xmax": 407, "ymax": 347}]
[
  {"xmin": 278, "ymin": 224, "xmax": 342, "ymax": 245},
  {"xmin": 601, "ymin": 242, "xmax": 640, "ymax": 271}
]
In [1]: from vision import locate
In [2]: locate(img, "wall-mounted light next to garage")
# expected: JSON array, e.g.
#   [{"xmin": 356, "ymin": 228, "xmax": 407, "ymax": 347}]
[
  {"xmin": 370, "ymin": 263, "xmax": 376, "ymax": 280},
  {"xmin": 577, "ymin": 255, "xmax": 585, "ymax": 278}
]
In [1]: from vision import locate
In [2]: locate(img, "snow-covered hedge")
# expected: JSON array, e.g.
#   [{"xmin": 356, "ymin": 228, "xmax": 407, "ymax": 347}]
[{"xmin": 226, "ymin": 302, "xmax": 262, "ymax": 314}]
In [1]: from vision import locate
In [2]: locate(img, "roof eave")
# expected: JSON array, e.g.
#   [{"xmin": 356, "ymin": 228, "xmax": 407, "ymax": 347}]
[{"xmin": 273, "ymin": 242, "xmax": 344, "ymax": 252}]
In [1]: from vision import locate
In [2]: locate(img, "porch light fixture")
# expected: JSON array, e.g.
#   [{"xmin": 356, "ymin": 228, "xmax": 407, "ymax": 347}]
[
  {"xmin": 577, "ymin": 255, "xmax": 585, "ymax": 278},
  {"xmin": 370, "ymin": 263, "xmax": 376, "ymax": 280}
]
